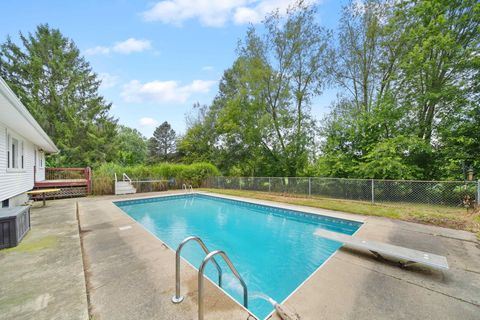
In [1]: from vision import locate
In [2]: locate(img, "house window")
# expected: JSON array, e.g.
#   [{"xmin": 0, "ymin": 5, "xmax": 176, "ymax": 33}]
[
  {"xmin": 12, "ymin": 137, "xmax": 19, "ymax": 168},
  {"xmin": 21, "ymin": 142, "xmax": 24, "ymax": 169},
  {"xmin": 2, "ymin": 199, "xmax": 9, "ymax": 208},
  {"xmin": 6, "ymin": 131, "xmax": 24, "ymax": 170},
  {"xmin": 39, "ymin": 151, "xmax": 44, "ymax": 168},
  {"xmin": 6, "ymin": 132, "xmax": 10, "ymax": 168}
]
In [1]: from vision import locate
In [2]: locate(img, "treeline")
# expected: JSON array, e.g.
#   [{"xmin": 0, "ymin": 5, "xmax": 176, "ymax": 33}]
[
  {"xmin": 1, "ymin": 1, "xmax": 478, "ymax": 182},
  {"xmin": 178, "ymin": 0, "xmax": 480, "ymax": 180}
]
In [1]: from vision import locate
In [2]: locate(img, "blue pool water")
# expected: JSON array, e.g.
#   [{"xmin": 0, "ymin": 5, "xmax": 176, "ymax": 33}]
[{"xmin": 115, "ymin": 194, "xmax": 361, "ymax": 319}]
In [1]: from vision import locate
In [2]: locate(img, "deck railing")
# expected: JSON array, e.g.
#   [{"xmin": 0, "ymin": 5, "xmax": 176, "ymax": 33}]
[{"xmin": 43, "ymin": 167, "xmax": 92, "ymax": 194}]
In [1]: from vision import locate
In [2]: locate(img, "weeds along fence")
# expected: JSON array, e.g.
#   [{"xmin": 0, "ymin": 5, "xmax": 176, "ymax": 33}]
[
  {"xmin": 90, "ymin": 162, "xmax": 220, "ymax": 195},
  {"xmin": 203, "ymin": 177, "xmax": 479, "ymax": 208},
  {"xmin": 92, "ymin": 177, "xmax": 203, "ymax": 195}
]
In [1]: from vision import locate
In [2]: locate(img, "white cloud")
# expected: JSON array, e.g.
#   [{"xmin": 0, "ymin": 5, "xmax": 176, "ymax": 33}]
[
  {"xmin": 142, "ymin": 0, "xmax": 320, "ymax": 27},
  {"xmin": 121, "ymin": 79, "xmax": 216, "ymax": 103},
  {"xmin": 233, "ymin": 7, "xmax": 262, "ymax": 25},
  {"xmin": 142, "ymin": 0, "xmax": 243, "ymax": 27},
  {"xmin": 85, "ymin": 46, "xmax": 110, "ymax": 55},
  {"xmin": 139, "ymin": 117, "xmax": 159, "ymax": 127},
  {"xmin": 98, "ymin": 72, "xmax": 118, "ymax": 89},
  {"xmin": 113, "ymin": 38, "xmax": 152, "ymax": 54},
  {"xmin": 84, "ymin": 38, "xmax": 152, "ymax": 55}
]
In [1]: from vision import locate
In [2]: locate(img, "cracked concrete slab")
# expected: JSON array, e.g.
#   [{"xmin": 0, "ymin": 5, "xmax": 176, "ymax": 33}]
[{"xmin": 0, "ymin": 200, "xmax": 89, "ymax": 320}]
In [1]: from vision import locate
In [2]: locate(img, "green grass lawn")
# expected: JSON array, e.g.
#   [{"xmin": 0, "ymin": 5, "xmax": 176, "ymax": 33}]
[{"xmin": 200, "ymin": 188, "xmax": 480, "ymax": 238}]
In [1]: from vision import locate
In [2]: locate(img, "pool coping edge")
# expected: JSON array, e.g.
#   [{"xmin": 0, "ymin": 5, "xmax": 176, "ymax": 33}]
[{"xmin": 111, "ymin": 190, "xmax": 367, "ymax": 320}]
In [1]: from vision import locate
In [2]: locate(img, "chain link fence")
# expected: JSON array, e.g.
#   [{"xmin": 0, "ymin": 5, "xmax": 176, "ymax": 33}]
[{"xmin": 203, "ymin": 177, "xmax": 479, "ymax": 208}]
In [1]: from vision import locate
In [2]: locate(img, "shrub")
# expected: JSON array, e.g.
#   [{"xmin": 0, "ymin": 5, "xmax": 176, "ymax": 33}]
[{"xmin": 92, "ymin": 162, "xmax": 220, "ymax": 195}]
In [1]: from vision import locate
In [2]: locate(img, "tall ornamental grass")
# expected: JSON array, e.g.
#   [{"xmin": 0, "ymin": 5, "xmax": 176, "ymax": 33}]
[{"xmin": 92, "ymin": 162, "xmax": 220, "ymax": 195}]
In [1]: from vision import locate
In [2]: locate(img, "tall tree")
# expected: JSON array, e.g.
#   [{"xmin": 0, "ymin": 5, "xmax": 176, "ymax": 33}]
[
  {"xmin": 237, "ymin": 1, "xmax": 330, "ymax": 176},
  {"xmin": 331, "ymin": 0, "xmax": 399, "ymax": 112},
  {"xmin": 115, "ymin": 126, "xmax": 147, "ymax": 166},
  {"xmin": 0, "ymin": 24, "xmax": 118, "ymax": 167},
  {"xmin": 148, "ymin": 121, "xmax": 176, "ymax": 162},
  {"xmin": 178, "ymin": 102, "xmax": 219, "ymax": 164},
  {"xmin": 318, "ymin": 0, "xmax": 408, "ymax": 177},
  {"xmin": 317, "ymin": 0, "xmax": 479, "ymax": 180},
  {"xmin": 391, "ymin": 0, "xmax": 480, "ymax": 142},
  {"xmin": 180, "ymin": 1, "xmax": 331, "ymax": 176}
]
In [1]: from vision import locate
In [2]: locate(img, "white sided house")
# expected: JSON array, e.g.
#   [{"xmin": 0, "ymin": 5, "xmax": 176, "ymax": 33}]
[{"xmin": 0, "ymin": 77, "xmax": 58, "ymax": 208}]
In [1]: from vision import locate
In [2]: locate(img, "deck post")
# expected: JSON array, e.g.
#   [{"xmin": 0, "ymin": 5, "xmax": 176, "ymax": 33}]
[
  {"xmin": 371, "ymin": 179, "xmax": 375, "ymax": 204},
  {"xmin": 85, "ymin": 167, "xmax": 92, "ymax": 194}
]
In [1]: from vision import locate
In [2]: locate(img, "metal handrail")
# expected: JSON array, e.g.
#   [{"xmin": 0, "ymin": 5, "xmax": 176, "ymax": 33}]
[
  {"xmin": 171, "ymin": 236, "xmax": 222, "ymax": 304},
  {"xmin": 189, "ymin": 185, "xmax": 193, "ymax": 193},
  {"xmin": 198, "ymin": 250, "xmax": 248, "ymax": 320},
  {"xmin": 182, "ymin": 183, "xmax": 187, "ymax": 192},
  {"xmin": 114, "ymin": 172, "xmax": 117, "ymax": 183},
  {"xmin": 122, "ymin": 173, "xmax": 132, "ymax": 183}
]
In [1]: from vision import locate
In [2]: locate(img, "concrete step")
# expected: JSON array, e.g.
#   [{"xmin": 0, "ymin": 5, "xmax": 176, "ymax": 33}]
[
  {"xmin": 115, "ymin": 188, "xmax": 137, "ymax": 193},
  {"xmin": 116, "ymin": 181, "xmax": 132, "ymax": 186},
  {"xmin": 115, "ymin": 181, "xmax": 136, "ymax": 195},
  {"xmin": 115, "ymin": 190, "xmax": 136, "ymax": 195},
  {"xmin": 115, "ymin": 186, "xmax": 136, "ymax": 191}
]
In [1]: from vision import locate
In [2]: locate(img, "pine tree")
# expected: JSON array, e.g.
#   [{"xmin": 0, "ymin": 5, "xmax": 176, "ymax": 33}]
[
  {"xmin": 148, "ymin": 121, "xmax": 176, "ymax": 162},
  {"xmin": 0, "ymin": 24, "xmax": 118, "ymax": 167}
]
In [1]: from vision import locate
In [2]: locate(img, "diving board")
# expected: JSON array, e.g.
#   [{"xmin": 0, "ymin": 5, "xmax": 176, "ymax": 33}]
[{"xmin": 314, "ymin": 229, "xmax": 449, "ymax": 270}]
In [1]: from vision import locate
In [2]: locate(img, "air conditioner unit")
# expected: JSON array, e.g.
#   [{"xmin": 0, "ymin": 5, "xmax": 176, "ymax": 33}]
[{"xmin": 0, "ymin": 206, "xmax": 31, "ymax": 249}]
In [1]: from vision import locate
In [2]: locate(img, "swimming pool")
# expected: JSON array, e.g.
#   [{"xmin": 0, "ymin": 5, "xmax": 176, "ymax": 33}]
[{"xmin": 115, "ymin": 193, "xmax": 362, "ymax": 319}]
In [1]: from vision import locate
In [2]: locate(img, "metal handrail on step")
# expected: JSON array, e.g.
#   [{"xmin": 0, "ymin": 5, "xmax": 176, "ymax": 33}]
[
  {"xmin": 189, "ymin": 185, "xmax": 193, "ymax": 193},
  {"xmin": 198, "ymin": 250, "xmax": 248, "ymax": 320},
  {"xmin": 122, "ymin": 173, "xmax": 132, "ymax": 183},
  {"xmin": 171, "ymin": 236, "xmax": 222, "ymax": 304}
]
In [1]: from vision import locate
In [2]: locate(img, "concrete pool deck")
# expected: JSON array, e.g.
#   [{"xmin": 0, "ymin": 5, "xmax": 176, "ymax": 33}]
[
  {"xmin": 0, "ymin": 200, "xmax": 88, "ymax": 320},
  {"xmin": 1, "ymin": 191, "xmax": 479, "ymax": 319},
  {"xmin": 78, "ymin": 191, "xmax": 254, "ymax": 320}
]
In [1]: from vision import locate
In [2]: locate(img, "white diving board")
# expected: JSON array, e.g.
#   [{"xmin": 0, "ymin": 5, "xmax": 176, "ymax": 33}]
[{"xmin": 314, "ymin": 229, "xmax": 449, "ymax": 270}]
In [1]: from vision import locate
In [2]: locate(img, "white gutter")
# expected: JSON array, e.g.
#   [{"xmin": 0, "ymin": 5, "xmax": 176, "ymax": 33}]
[{"xmin": 0, "ymin": 77, "xmax": 59, "ymax": 153}]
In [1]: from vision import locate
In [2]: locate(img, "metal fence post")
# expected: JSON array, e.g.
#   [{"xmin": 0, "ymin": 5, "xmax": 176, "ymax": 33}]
[
  {"xmin": 268, "ymin": 177, "xmax": 271, "ymax": 192},
  {"xmin": 308, "ymin": 177, "xmax": 311, "ymax": 197},
  {"xmin": 477, "ymin": 179, "xmax": 480, "ymax": 207},
  {"xmin": 371, "ymin": 179, "xmax": 375, "ymax": 204}
]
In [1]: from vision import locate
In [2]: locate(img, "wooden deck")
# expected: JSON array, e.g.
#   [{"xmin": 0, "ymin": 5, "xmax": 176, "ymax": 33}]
[
  {"xmin": 35, "ymin": 179, "xmax": 88, "ymax": 188},
  {"xmin": 32, "ymin": 167, "xmax": 92, "ymax": 199}
]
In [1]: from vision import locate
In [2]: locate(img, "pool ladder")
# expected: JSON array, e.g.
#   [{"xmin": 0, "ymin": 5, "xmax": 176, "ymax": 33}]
[
  {"xmin": 171, "ymin": 236, "xmax": 248, "ymax": 320},
  {"xmin": 182, "ymin": 184, "xmax": 194, "ymax": 193}
]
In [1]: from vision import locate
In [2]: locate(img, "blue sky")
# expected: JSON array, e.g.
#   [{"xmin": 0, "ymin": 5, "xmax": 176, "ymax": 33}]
[{"xmin": 0, "ymin": 0, "xmax": 346, "ymax": 137}]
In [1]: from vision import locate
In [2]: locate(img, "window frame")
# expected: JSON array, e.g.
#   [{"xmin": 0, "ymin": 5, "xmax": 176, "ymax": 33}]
[
  {"xmin": 5, "ymin": 129, "xmax": 25, "ymax": 172},
  {"xmin": 38, "ymin": 150, "xmax": 44, "ymax": 169}
]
